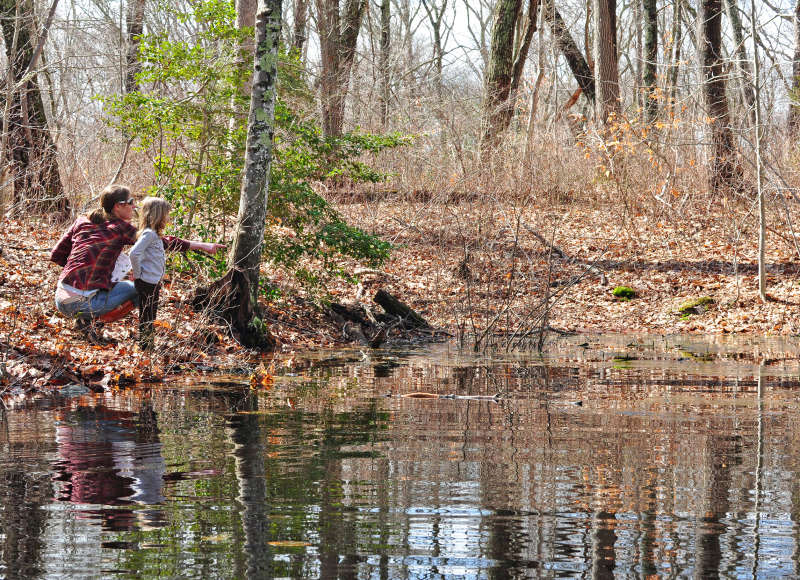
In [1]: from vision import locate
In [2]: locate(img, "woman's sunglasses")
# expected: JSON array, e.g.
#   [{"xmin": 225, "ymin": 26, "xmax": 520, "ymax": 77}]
[{"xmin": 118, "ymin": 198, "xmax": 136, "ymax": 206}]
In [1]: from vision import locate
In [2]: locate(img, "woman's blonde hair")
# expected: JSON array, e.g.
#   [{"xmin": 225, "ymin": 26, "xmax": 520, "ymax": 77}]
[{"xmin": 137, "ymin": 197, "xmax": 171, "ymax": 236}]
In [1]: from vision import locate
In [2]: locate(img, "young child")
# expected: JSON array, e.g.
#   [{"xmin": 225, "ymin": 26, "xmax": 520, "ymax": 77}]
[
  {"xmin": 129, "ymin": 197, "xmax": 172, "ymax": 350},
  {"xmin": 129, "ymin": 198, "xmax": 225, "ymax": 349}
]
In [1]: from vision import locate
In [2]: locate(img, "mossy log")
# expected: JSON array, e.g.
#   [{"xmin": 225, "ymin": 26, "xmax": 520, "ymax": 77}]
[{"xmin": 192, "ymin": 268, "xmax": 277, "ymax": 350}]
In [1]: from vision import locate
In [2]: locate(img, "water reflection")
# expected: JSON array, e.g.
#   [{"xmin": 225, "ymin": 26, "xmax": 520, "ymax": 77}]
[
  {"xmin": 1, "ymin": 338, "xmax": 800, "ymax": 577},
  {"xmin": 52, "ymin": 403, "xmax": 166, "ymax": 531}
]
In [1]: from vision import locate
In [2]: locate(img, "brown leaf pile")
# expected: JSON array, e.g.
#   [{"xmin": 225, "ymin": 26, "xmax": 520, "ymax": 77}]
[{"xmin": 2, "ymin": 197, "xmax": 799, "ymax": 394}]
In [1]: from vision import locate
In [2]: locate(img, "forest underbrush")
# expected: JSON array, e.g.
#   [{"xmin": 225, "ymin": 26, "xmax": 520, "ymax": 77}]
[{"xmin": 4, "ymin": 135, "xmax": 800, "ymax": 393}]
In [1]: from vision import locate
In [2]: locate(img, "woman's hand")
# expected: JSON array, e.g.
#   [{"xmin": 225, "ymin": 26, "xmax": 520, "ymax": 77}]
[{"xmin": 191, "ymin": 241, "xmax": 226, "ymax": 255}]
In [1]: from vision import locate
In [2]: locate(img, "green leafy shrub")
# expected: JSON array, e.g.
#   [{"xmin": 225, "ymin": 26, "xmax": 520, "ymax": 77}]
[{"xmin": 101, "ymin": 0, "xmax": 406, "ymax": 293}]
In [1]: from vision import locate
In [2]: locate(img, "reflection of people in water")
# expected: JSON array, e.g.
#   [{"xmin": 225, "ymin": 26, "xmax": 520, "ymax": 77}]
[{"xmin": 53, "ymin": 403, "xmax": 166, "ymax": 531}]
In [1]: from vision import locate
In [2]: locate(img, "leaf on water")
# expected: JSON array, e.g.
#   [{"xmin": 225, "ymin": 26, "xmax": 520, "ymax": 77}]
[{"xmin": 267, "ymin": 541, "xmax": 310, "ymax": 548}]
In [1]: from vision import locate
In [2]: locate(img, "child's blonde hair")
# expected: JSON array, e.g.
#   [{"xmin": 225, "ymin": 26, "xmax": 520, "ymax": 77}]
[{"xmin": 138, "ymin": 197, "xmax": 171, "ymax": 236}]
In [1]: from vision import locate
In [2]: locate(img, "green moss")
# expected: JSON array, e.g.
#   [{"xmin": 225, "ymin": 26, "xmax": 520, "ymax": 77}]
[
  {"xmin": 612, "ymin": 286, "xmax": 636, "ymax": 300},
  {"xmin": 679, "ymin": 296, "xmax": 714, "ymax": 315}
]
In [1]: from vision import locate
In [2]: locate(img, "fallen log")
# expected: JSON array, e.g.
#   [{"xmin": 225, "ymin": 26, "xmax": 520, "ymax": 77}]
[{"xmin": 373, "ymin": 290, "xmax": 430, "ymax": 329}]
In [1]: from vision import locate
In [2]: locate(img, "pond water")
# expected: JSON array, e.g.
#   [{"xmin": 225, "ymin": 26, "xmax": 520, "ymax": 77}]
[{"xmin": 3, "ymin": 334, "xmax": 800, "ymax": 578}]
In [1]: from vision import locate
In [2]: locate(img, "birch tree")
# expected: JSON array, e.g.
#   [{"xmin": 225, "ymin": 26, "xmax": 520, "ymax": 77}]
[
  {"xmin": 231, "ymin": 0, "xmax": 281, "ymax": 307},
  {"xmin": 193, "ymin": 0, "xmax": 281, "ymax": 349}
]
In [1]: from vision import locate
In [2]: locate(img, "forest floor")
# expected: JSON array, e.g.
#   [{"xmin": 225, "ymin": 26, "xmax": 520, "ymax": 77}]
[{"xmin": 2, "ymin": 196, "xmax": 800, "ymax": 395}]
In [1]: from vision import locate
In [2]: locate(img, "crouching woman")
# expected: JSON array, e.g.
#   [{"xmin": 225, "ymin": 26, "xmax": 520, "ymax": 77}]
[{"xmin": 50, "ymin": 184, "xmax": 221, "ymax": 342}]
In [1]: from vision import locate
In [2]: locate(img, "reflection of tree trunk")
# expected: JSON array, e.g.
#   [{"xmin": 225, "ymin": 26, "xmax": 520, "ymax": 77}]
[
  {"xmin": 0, "ymin": 0, "xmax": 67, "ymax": 215},
  {"xmin": 541, "ymin": 0, "xmax": 594, "ymax": 103},
  {"xmin": 639, "ymin": 480, "xmax": 658, "ymax": 576},
  {"xmin": 699, "ymin": 0, "xmax": 741, "ymax": 191},
  {"xmin": 318, "ymin": 410, "xmax": 359, "ymax": 579},
  {"xmin": 0, "ymin": 464, "xmax": 52, "ymax": 579},
  {"xmin": 696, "ymin": 430, "xmax": 736, "ymax": 578},
  {"xmin": 592, "ymin": 510, "xmax": 616, "ymax": 578},
  {"xmin": 228, "ymin": 397, "xmax": 272, "ymax": 579}
]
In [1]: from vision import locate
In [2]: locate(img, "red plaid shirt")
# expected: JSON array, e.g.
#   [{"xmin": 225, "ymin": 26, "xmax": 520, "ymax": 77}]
[{"xmin": 51, "ymin": 217, "xmax": 191, "ymax": 291}]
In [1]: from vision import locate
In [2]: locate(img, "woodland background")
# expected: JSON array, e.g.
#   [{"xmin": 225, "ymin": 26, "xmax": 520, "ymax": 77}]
[{"xmin": 2, "ymin": 0, "xmax": 800, "ymax": 368}]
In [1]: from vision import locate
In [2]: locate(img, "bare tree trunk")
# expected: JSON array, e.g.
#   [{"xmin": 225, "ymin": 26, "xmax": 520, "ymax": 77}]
[
  {"xmin": 593, "ymin": 0, "xmax": 620, "ymax": 123},
  {"xmin": 667, "ymin": 0, "xmax": 682, "ymax": 105},
  {"xmin": 292, "ymin": 0, "xmax": 308, "ymax": 53},
  {"xmin": 237, "ymin": 0, "xmax": 258, "ymax": 96},
  {"xmin": 699, "ymin": 0, "xmax": 741, "ymax": 191},
  {"xmin": 0, "ymin": 0, "xmax": 66, "ymax": 216},
  {"xmin": 379, "ymin": 0, "xmax": 390, "ymax": 127},
  {"xmin": 541, "ymin": 0, "xmax": 595, "ymax": 103},
  {"xmin": 642, "ymin": 0, "xmax": 658, "ymax": 121},
  {"xmin": 481, "ymin": 0, "xmax": 539, "ymax": 152},
  {"xmin": 124, "ymin": 0, "xmax": 146, "ymax": 93},
  {"xmin": 789, "ymin": 1, "xmax": 800, "ymax": 132},
  {"xmin": 724, "ymin": 0, "xmax": 756, "ymax": 126},
  {"xmin": 316, "ymin": 0, "xmax": 367, "ymax": 137}
]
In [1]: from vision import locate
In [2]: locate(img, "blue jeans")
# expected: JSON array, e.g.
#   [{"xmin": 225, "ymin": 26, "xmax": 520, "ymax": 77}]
[{"xmin": 55, "ymin": 281, "xmax": 139, "ymax": 320}]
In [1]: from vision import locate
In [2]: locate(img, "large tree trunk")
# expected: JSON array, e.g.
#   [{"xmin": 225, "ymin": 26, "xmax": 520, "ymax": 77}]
[
  {"xmin": 541, "ymin": 0, "xmax": 595, "ymax": 103},
  {"xmin": 124, "ymin": 0, "xmax": 146, "ymax": 93},
  {"xmin": 642, "ymin": 0, "xmax": 658, "ymax": 121},
  {"xmin": 789, "ymin": 1, "xmax": 800, "ymax": 132},
  {"xmin": 316, "ymin": 0, "xmax": 367, "ymax": 137},
  {"xmin": 292, "ymin": 0, "xmax": 309, "ymax": 53},
  {"xmin": 0, "ymin": 0, "xmax": 66, "ymax": 216},
  {"xmin": 698, "ymin": 0, "xmax": 741, "ymax": 191},
  {"xmin": 593, "ymin": 0, "xmax": 620, "ymax": 123},
  {"xmin": 194, "ymin": 0, "xmax": 280, "ymax": 350},
  {"xmin": 481, "ymin": 0, "xmax": 539, "ymax": 152}
]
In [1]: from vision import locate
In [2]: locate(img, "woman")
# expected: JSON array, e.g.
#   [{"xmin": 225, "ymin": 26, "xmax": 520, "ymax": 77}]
[{"xmin": 51, "ymin": 184, "xmax": 223, "ymax": 343}]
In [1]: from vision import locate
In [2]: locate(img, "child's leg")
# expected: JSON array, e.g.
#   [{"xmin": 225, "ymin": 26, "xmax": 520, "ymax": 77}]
[{"xmin": 134, "ymin": 280, "xmax": 159, "ymax": 349}]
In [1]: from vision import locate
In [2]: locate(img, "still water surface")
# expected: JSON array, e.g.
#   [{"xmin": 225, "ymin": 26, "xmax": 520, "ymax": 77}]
[{"xmin": 3, "ymin": 334, "xmax": 800, "ymax": 578}]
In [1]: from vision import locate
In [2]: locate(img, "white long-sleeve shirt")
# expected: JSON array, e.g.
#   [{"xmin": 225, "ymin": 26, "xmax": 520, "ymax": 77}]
[{"xmin": 129, "ymin": 228, "xmax": 166, "ymax": 285}]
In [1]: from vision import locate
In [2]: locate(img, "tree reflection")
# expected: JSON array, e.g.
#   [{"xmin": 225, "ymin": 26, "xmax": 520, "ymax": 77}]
[
  {"xmin": 227, "ymin": 393, "xmax": 272, "ymax": 579},
  {"xmin": 0, "ymin": 459, "xmax": 51, "ymax": 579}
]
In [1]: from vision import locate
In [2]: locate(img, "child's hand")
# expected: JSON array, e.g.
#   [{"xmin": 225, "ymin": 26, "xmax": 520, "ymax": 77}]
[{"xmin": 192, "ymin": 242, "xmax": 226, "ymax": 255}]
